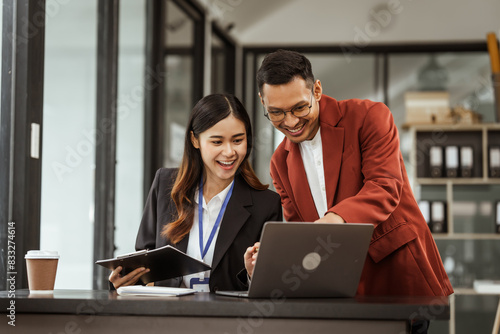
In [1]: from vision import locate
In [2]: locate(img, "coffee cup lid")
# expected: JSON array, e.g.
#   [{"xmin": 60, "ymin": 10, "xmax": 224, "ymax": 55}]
[{"xmin": 25, "ymin": 250, "xmax": 60, "ymax": 259}]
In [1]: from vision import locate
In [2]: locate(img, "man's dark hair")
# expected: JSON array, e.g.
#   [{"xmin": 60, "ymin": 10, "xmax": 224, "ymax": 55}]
[{"xmin": 256, "ymin": 49, "xmax": 315, "ymax": 94}]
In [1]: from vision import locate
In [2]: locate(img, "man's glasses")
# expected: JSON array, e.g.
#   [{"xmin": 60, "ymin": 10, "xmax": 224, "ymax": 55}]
[{"xmin": 263, "ymin": 92, "xmax": 313, "ymax": 122}]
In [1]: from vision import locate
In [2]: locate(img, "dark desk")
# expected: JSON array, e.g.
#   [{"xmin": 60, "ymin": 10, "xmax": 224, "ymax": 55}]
[{"xmin": 1, "ymin": 289, "xmax": 449, "ymax": 333}]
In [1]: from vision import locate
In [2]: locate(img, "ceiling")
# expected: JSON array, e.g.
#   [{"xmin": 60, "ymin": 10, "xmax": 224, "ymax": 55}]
[
  {"xmin": 195, "ymin": 0, "xmax": 498, "ymax": 126},
  {"xmin": 42, "ymin": 0, "xmax": 499, "ymax": 127},
  {"xmin": 47, "ymin": 0, "xmax": 500, "ymax": 50},
  {"xmin": 200, "ymin": 0, "xmax": 500, "ymax": 45}
]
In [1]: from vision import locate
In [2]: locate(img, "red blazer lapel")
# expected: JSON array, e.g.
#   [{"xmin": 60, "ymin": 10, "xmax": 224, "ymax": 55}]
[
  {"xmin": 279, "ymin": 95, "xmax": 345, "ymax": 221},
  {"xmin": 321, "ymin": 124, "xmax": 344, "ymax": 209},
  {"xmin": 319, "ymin": 96, "xmax": 344, "ymax": 210},
  {"xmin": 285, "ymin": 140, "xmax": 319, "ymax": 221}
]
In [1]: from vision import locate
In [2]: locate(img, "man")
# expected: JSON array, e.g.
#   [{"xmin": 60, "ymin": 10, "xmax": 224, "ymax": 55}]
[
  {"xmin": 251, "ymin": 49, "xmax": 452, "ymax": 333},
  {"xmin": 255, "ymin": 49, "xmax": 453, "ymax": 299}
]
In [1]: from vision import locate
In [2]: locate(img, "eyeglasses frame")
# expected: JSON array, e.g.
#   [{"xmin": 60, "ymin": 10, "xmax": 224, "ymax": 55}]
[{"xmin": 263, "ymin": 90, "xmax": 315, "ymax": 122}]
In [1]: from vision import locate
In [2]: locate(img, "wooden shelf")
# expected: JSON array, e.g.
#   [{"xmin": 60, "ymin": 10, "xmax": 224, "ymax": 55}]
[
  {"xmin": 417, "ymin": 178, "xmax": 500, "ymax": 185},
  {"xmin": 433, "ymin": 233, "xmax": 500, "ymax": 240},
  {"xmin": 405, "ymin": 102, "xmax": 500, "ymax": 334},
  {"xmin": 452, "ymin": 288, "xmax": 500, "ymax": 296},
  {"xmin": 404, "ymin": 123, "xmax": 500, "ymax": 131}
]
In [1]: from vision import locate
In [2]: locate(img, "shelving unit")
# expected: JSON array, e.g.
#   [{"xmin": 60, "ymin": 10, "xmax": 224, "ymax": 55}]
[
  {"xmin": 408, "ymin": 123, "xmax": 500, "ymax": 236},
  {"xmin": 407, "ymin": 123, "xmax": 500, "ymax": 334}
]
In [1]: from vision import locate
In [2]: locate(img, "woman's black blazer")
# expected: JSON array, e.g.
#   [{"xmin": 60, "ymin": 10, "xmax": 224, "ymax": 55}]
[{"xmin": 135, "ymin": 168, "xmax": 283, "ymax": 292}]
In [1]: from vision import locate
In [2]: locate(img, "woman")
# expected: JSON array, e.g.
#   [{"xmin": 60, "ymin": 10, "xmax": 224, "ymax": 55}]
[{"xmin": 109, "ymin": 93, "xmax": 282, "ymax": 292}]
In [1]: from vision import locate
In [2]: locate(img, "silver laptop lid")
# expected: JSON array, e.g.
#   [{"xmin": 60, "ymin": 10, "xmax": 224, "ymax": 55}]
[{"xmin": 247, "ymin": 222, "xmax": 374, "ymax": 298}]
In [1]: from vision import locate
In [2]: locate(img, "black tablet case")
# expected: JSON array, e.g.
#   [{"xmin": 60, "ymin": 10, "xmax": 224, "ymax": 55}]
[{"xmin": 96, "ymin": 245, "xmax": 211, "ymax": 284}]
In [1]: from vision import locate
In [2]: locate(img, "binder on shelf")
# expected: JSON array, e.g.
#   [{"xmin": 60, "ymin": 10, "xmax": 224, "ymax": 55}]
[
  {"xmin": 445, "ymin": 146, "xmax": 459, "ymax": 178},
  {"xmin": 429, "ymin": 146, "xmax": 443, "ymax": 177},
  {"xmin": 418, "ymin": 200, "xmax": 431, "ymax": 226},
  {"xmin": 460, "ymin": 146, "xmax": 473, "ymax": 178},
  {"xmin": 473, "ymin": 279, "xmax": 500, "ymax": 293},
  {"xmin": 431, "ymin": 201, "xmax": 447, "ymax": 233},
  {"xmin": 489, "ymin": 146, "xmax": 500, "ymax": 178},
  {"xmin": 496, "ymin": 201, "xmax": 500, "ymax": 234}
]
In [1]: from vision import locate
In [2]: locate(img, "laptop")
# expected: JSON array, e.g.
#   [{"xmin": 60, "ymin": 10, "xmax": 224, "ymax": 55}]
[{"xmin": 216, "ymin": 222, "xmax": 374, "ymax": 298}]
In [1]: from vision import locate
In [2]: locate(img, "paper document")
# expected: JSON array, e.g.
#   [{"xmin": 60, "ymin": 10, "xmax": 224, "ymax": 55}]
[{"xmin": 117, "ymin": 286, "xmax": 196, "ymax": 297}]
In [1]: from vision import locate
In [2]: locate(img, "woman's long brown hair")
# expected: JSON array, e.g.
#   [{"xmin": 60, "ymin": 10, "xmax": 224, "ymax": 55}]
[{"xmin": 161, "ymin": 94, "xmax": 268, "ymax": 244}]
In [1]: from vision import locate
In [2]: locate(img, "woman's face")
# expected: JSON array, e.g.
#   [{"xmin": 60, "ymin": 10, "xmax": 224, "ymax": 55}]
[{"xmin": 191, "ymin": 114, "xmax": 247, "ymax": 187}]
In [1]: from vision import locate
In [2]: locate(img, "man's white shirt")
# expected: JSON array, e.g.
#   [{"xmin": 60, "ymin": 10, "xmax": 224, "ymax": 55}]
[{"xmin": 299, "ymin": 127, "xmax": 328, "ymax": 218}]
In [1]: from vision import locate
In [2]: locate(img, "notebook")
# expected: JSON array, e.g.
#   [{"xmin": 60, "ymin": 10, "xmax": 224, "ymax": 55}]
[
  {"xmin": 116, "ymin": 286, "xmax": 196, "ymax": 297},
  {"xmin": 216, "ymin": 222, "xmax": 374, "ymax": 298}
]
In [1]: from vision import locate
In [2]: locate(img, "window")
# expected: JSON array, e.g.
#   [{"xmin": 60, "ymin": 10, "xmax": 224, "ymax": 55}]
[
  {"xmin": 211, "ymin": 24, "xmax": 236, "ymax": 94},
  {"xmin": 41, "ymin": 0, "xmax": 98, "ymax": 289},
  {"xmin": 163, "ymin": 0, "xmax": 204, "ymax": 168},
  {"xmin": 114, "ymin": 0, "xmax": 146, "ymax": 256}
]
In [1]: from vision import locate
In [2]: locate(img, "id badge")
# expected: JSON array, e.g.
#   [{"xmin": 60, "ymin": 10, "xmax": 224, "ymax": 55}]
[{"xmin": 190, "ymin": 277, "xmax": 210, "ymax": 292}]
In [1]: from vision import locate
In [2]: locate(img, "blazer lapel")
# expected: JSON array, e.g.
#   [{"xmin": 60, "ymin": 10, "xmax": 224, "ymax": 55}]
[
  {"xmin": 318, "ymin": 97, "xmax": 344, "ymax": 209},
  {"xmin": 175, "ymin": 233, "xmax": 189, "ymax": 253},
  {"xmin": 285, "ymin": 141, "xmax": 319, "ymax": 221},
  {"xmin": 167, "ymin": 191, "xmax": 189, "ymax": 253},
  {"xmin": 321, "ymin": 124, "xmax": 344, "ymax": 209},
  {"xmin": 211, "ymin": 175, "xmax": 251, "ymax": 271},
  {"xmin": 284, "ymin": 95, "xmax": 345, "ymax": 219}
]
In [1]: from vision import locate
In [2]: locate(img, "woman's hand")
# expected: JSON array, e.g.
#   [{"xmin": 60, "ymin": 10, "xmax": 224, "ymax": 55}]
[
  {"xmin": 109, "ymin": 266, "xmax": 150, "ymax": 289},
  {"xmin": 244, "ymin": 242, "xmax": 260, "ymax": 279}
]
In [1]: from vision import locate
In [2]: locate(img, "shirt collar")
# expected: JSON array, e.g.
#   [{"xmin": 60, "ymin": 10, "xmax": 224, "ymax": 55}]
[
  {"xmin": 300, "ymin": 127, "xmax": 322, "ymax": 149},
  {"xmin": 194, "ymin": 179, "xmax": 235, "ymax": 206}
]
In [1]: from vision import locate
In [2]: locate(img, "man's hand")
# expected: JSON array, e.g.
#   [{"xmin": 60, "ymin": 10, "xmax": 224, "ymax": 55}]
[{"xmin": 315, "ymin": 212, "xmax": 345, "ymax": 224}]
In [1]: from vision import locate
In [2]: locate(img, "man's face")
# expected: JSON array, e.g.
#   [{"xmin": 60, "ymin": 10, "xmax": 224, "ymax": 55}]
[{"xmin": 260, "ymin": 77, "xmax": 322, "ymax": 144}]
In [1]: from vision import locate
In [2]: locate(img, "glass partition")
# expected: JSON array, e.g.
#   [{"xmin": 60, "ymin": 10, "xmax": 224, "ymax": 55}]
[
  {"xmin": 114, "ymin": 0, "xmax": 146, "ymax": 256},
  {"xmin": 453, "ymin": 185, "xmax": 500, "ymax": 234},
  {"xmin": 211, "ymin": 31, "xmax": 226, "ymax": 94},
  {"xmin": 211, "ymin": 25, "xmax": 235, "ymax": 95},
  {"xmin": 163, "ymin": 0, "xmax": 196, "ymax": 168},
  {"xmin": 0, "ymin": 3, "xmax": 2, "ymax": 117},
  {"xmin": 41, "ymin": 0, "xmax": 98, "ymax": 289},
  {"xmin": 388, "ymin": 53, "xmax": 494, "ymax": 130}
]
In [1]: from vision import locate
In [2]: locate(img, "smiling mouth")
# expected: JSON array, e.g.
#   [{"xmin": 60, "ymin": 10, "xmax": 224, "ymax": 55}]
[
  {"xmin": 286, "ymin": 123, "xmax": 305, "ymax": 134},
  {"xmin": 217, "ymin": 160, "xmax": 236, "ymax": 167}
]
